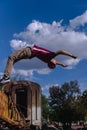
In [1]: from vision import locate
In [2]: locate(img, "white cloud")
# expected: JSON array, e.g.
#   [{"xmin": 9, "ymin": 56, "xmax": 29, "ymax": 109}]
[
  {"xmin": 64, "ymin": 58, "xmax": 80, "ymax": 69},
  {"xmin": 42, "ymin": 83, "xmax": 59, "ymax": 96},
  {"xmin": 70, "ymin": 10, "xmax": 87, "ymax": 29},
  {"xmin": 10, "ymin": 11, "xmax": 87, "ymax": 77},
  {"xmin": 12, "ymin": 68, "xmax": 34, "ymax": 80},
  {"xmin": 42, "ymin": 83, "xmax": 59, "ymax": 91},
  {"xmin": 10, "ymin": 40, "xmax": 29, "ymax": 50},
  {"xmin": 37, "ymin": 68, "xmax": 51, "ymax": 74}
]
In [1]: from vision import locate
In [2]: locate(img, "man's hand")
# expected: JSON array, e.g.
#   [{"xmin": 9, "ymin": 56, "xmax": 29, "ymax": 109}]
[{"xmin": 62, "ymin": 64, "xmax": 68, "ymax": 67}]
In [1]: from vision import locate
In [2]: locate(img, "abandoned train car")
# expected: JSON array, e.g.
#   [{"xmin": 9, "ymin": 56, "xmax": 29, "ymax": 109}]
[{"xmin": 0, "ymin": 80, "xmax": 42, "ymax": 129}]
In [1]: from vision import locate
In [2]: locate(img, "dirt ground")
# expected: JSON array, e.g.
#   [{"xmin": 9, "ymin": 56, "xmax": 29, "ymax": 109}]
[{"xmin": 71, "ymin": 125, "xmax": 87, "ymax": 130}]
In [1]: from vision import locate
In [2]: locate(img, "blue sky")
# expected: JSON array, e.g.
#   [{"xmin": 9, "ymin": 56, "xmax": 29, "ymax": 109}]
[{"xmin": 0, "ymin": 0, "xmax": 87, "ymax": 95}]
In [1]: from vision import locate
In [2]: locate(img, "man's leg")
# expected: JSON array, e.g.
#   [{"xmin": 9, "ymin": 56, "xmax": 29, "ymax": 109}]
[
  {"xmin": 4, "ymin": 47, "xmax": 31, "ymax": 77},
  {"xmin": 0, "ymin": 47, "xmax": 31, "ymax": 83}
]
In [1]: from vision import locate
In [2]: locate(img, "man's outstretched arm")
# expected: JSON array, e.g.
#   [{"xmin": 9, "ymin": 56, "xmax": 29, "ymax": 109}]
[{"xmin": 51, "ymin": 59, "xmax": 68, "ymax": 67}]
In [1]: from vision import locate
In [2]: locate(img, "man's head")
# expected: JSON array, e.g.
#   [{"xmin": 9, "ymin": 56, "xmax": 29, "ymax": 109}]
[{"xmin": 48, "ymin": 62, "xmax": 56, "ymax": 69}]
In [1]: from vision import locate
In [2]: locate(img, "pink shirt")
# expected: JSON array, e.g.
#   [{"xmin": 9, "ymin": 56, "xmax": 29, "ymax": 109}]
[{"xmin": 31, "ymin": 45, "xmax": 56, "ymax": 69}]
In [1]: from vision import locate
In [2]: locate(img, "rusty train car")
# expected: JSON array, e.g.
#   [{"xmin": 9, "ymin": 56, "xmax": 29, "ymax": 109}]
[{"xmin": 0, "ymin": 80, "xmax": 41, "ymax": 130}]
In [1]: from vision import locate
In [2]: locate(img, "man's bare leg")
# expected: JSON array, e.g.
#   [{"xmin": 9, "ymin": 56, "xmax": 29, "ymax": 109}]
[{"xmin": 55, "ymin": 50, "xmax": 77, "ymax": 59}]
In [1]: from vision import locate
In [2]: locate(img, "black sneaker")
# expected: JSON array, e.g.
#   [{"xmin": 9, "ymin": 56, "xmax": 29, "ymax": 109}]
[{"xmin": 0, "ymin": 76, "xmax": 10, "ymax": 84}]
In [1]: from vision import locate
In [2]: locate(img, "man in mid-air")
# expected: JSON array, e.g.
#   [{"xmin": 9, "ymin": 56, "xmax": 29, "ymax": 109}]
[{"xmin": 0, "ymin": 44, "xmax": 77, "ymax": 84}]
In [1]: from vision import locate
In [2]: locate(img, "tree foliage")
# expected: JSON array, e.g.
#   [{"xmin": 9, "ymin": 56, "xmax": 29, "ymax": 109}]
[
  {"xmin": 75, "ymin": 90, "xmax": 87, "ymax": 120},
  {"xmin": 41, "ymin": 94, "xmax": 52, "ymax": 120},
  {"xmin": 42, "ymin": 80, "xmax": 87, "ymax": 128},
  {"xmin": 49, "ymin": 80, "xmax": 80, "ymax": 108},
  {"xmin": 49, "ymin": 80, "xmax": 81, "ymax": 125}
]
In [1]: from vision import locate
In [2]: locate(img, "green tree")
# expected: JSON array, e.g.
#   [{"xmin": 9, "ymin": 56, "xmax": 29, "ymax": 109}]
[
  {"xmin": 81, "ymin": 90, "xmax": 87, "ymax": 115},
  {"xmin": 41, "ymin": 94, "xmax": 52, "ymax": 124},
  {"xmin": 61, "ymin": 80, "xmax": 80, "ymax": 107},
  {"xmin": 75, "ymin": 90, "xmax": 87, "ymax": 120},
  {"xmin": 49, "ymin": 80, "xmax": 81, "ymax": 129}
]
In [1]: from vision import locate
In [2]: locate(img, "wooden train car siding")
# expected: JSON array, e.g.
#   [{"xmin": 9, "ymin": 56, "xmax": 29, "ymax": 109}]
[
  {"xmin": 0, "ymin": 91, "xmax": 8, "ymax": 118},
  {"xmin": 0, "ymin": 89, "xmax": 26, "ymax": 129},
  {"xmin": 3, "ymin": 80, "xmax": 42, "ymax": 128}
]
